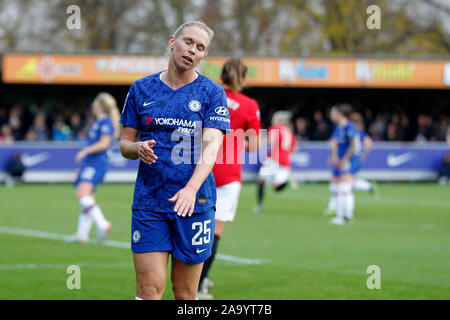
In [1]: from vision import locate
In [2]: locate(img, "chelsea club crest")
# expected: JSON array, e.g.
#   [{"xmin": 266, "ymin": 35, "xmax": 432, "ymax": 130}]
[
  {"xmin": 188, "ymin": 100, "xmax": 201, "ymax": 112},
  {"xmin": 132, "ymin": 230, "xmax": 141, "ymax": 243}
]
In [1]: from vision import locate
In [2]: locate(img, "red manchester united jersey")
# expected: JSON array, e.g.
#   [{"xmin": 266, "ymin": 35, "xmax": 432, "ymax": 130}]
[
  {"xmin": 268, "ymin": 125, "xmax": 296, "ymax": 167},
  {"xmin": 213, "ymin": 89, "xmax": 261, "ymax": 187}
]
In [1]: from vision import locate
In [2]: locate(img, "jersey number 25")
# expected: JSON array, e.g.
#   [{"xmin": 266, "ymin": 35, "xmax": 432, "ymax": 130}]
[{"xmin": 192, "ymin": 220, "xmax": 211, "ymax": 246}]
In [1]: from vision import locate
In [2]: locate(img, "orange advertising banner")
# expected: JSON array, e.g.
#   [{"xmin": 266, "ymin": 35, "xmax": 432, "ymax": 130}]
[
  {"xmin": 2, "ymin": 54, "xmax": 449, "ymax": 89},
  {"xmin": 2, "ymin": 54, "xmax": 168, "ymax": 85}
]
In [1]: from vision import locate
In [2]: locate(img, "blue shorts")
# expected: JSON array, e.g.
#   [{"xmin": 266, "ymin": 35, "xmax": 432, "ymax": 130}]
[
  {"xmin": 332, "ymin": 157, "xmax": 360, "ymax": 177},
  {"xmin": 74, "ymin": 163, "xmax": 108, "ymax": 191},
  {"xmin": 131, "ymin": 209, "xmax": 215, "ymax": 265}
]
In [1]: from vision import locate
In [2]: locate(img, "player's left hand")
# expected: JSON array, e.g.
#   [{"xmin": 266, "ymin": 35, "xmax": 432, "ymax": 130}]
[
  {"xmin": 75, "ymin": 150, "xmax": 87, "ymax": 163},
  {"xmin": 168, "ymin": 185, "xmax": 197, "ymax": 217}
]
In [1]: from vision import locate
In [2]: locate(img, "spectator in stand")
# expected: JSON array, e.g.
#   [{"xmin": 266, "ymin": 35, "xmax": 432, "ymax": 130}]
[
  {"xmin": 69, "ymin": 112, "xmax": 84, "ymax": 140},
  {"xmin": 390, "ymin": 113, "xmax": 402, "ymax": 137},
  {"xmin": 391, "ymin": 113, "xmax": 400, "ymax": 126},
  {"xmin": 25, "ymin": 112, "xmax": 49, "ymax": 141},
  {"xmin": 385, "ymin": 122, "xmax": 400, "ymax": 141},
  {"xmin": 363, "ymin": 109, "xmax": 374, "ymax": 131},
  {"xmin": 311, "ymin": 110, "xmax": 330, "ymax": 141},
  {"xmin": 399, "ymin": 111, "xmax": 412, "ymax": 141},
  {"xmin": 432, "ymin": 117, "xmax": 448, "ymax": 142},
  {"xmin": 295, "ymin": 117, "xmax": 310, "ymax": 141},
  {"xmin": 0, "ymin": 124, "xmax": 15, "ymax": 143},
  {"xmin": 52, "ymin": 115, "xmax": 72, "ymax": 141},
  {"xmin": 415, "ymin": 114, "xmax": 434, "ymax": 143},
  {"xmin": 0, "ymin": 108, "xmax": 8, "ymax": 126},
  {"xmin": 74, "ymin": 116, "xmax": 95, "ymax": 141},
  {"xmin": 9, "ymin": 105, "xmax": 24, "ymax": 140},
  {"xmin": 77, "ymin": 127, "xmax": 89, "ymax": 140},
  {"xmin": 368, "ymin": 123, "xmax": 380, "ymax": 142},
  {"xmin": 372, "ymin": 113, "xmax": 388, "ymax": 141}
]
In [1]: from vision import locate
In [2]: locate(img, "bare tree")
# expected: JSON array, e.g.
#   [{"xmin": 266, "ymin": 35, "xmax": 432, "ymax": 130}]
[{"xmin": 0, "ymin": 0, "xmax": 447, "ymax": 56}]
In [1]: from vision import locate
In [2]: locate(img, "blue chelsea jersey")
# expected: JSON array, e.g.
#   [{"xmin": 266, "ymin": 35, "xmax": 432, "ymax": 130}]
[
  {"xmin": 331, "ymin": 121, "xmax": 358, "ymax": 159},
  {"xmin": 354, "ymin": 129, "xmax": 367, "ymax": 157},
  {"xmin": 83, "ymin": 116, "xmax": 114, "ymax": 164},
  {"xmin": 120, "ymin": 72, "xmax": 231, "ymax": 213}
]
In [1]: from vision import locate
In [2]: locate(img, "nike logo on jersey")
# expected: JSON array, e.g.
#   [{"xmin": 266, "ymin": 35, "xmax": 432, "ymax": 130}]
[
  {"xmin": 196, "ymin": 248, "xmax": 207, "ymax": 254},
  {"xmin": 143, "ymin": 101, "xmax": 155, "ymax": 106},
  {"xmin": 387, "ymin": 152, "xmax": 414, "ymax": 167}
]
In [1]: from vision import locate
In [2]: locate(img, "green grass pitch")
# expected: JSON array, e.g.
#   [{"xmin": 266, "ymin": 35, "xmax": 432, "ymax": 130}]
[{"xmin": 0, "ymin": 182, "xmax": 449, "ymax": 300}]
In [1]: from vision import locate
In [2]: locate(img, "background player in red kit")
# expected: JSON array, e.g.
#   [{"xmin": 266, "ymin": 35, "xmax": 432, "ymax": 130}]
[
  {"xmin": 255, "ymin": 111, "xmax": 296, "ymax": 213},
  {"xmin": 197, "ymin": 58, "xmax": 261, "ymax": 299}
]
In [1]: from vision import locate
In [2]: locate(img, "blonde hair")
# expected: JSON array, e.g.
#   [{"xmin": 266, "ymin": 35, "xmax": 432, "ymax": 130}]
[
  {"xmin": 350, "ymin": 112, "xmax": 365, "ymax": 131},
  {"xmin": 173, "ymin": 20, "xmax": 214, "ymax": 44},
  {"xmin": 221, "ymin": 58, "xmax": 248, "ymax": 92},
  {"xmin": 166, "ymin": 20, "xmax": 214, "ymax": 57},
  {"xmin": 94, "ymin": 92, "xmax": 121, "ymax": 140}
]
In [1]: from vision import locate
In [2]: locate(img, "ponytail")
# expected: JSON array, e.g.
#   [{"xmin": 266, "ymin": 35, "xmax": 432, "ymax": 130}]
[
  {"xmin": 221, "ymin": 58, "xmax": 248, "ymax": 92},
  {"xmin": 94, "ymin": 92, "xmax": 121, "ymax": 140}
]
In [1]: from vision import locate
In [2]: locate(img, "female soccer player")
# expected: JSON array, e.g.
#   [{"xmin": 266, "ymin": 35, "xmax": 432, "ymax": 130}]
[
  {"xmin": 197, "ymin": 58, "xmax": 261, "ymax": 299},
  {"xmin": 350, "ymin": 112, "xmax": 376, "ymax": 194},
  {"xmin": 120, "ymin": 21, "xmax": 230, "ymax": 300},
  {"xmin": 324, "ymin": 112, "xmax": 375, "ymax": 217},
  {"xmin": 68, "ymin": 92, "xmax": 120, "ymax": 243},
  {"xmin": 327, "ymin": 104, "xmax": 358, "ymax": 225},
  {"xmin": 254, "ymin": 110, "xmax": 296, "ymax": 213}
]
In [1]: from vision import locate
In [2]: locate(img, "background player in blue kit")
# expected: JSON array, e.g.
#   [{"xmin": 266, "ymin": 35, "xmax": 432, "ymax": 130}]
[
  {"xmin": 119, "ymin": 21, "xmax": 230, "ymax": 300},
  {"xmin": 350, "ymin": 112, "xmax": 376, "ymax": 194},
  {"xmin": 325, "ymin": 104, "xmax": 358, "ymax": 225},
  {"xmin": 67, "ymin": 92, "xmax": 121, "ymax": 243}
]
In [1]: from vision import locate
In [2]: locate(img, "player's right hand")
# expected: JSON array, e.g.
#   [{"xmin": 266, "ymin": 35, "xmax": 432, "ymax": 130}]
[
  {"xmin": 75, "ymin": 149, "xmax": 87, "ymax": 164},
  {"xmin": 168, "ymin": 184, "xmax": 197, "ymax": 217},
  {"xmin": 327, "ymin": 155, "xmax": 338, "ymax": 166},
  {"xmin": 137, "ymin": 140, "xmax": 157, "ymax": 164}
]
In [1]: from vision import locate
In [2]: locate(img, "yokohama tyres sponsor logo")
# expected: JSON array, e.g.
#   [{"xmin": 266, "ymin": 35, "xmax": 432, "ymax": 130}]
[{"xmin": 153, "ymin": 117, "xmax": 197, "ymax": 128}]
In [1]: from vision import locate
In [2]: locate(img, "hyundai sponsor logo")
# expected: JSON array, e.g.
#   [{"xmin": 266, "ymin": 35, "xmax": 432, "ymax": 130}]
[{"xmin": 215, "ymin": 106, "xmax": 228, "ymax": 116}]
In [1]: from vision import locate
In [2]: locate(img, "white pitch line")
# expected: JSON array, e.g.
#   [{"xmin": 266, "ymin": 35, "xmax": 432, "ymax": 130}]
[
  {"xmin": 215, "ymin": 254, "xmax": 266, "ymax": 265},
  {"xmin": 0, "ymin": 262, "xmax": 132, "ymax": 270},
  {"xmin": 0, "ymin": 226, "xmax": 267, "ymax": 265},
  {"xmin": 277, "ymin": 193, "xmax": 450, "ymax": 208}
]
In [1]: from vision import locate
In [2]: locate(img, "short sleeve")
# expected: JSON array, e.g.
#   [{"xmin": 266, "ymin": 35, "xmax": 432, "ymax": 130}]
[
  {"xmin": 347, "ymin": 125, "xmax": 357, "ymax": 139},
  {"xmin": 100, "ymin": 119, "xmax": 114, "ymax": 137},
  {"xmin": 246, "ymin": 99, "xmax": 261, "ymax": 134},
  {"xmin": 203, "ymin": 85, "xmax": 231, "ymax": 133},
  {"xmin": 120, "ymin": 83, "xmax": 140, "ymax": 129}
]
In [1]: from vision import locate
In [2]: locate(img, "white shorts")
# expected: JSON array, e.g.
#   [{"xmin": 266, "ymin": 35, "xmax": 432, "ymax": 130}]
[
  {"xmin": 258, "ymin": 158, "xmax": 291, "ymax": 185},
  {"xmin": 215, "ymin": 181, "xmax": 242, "ymax": 222}
]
